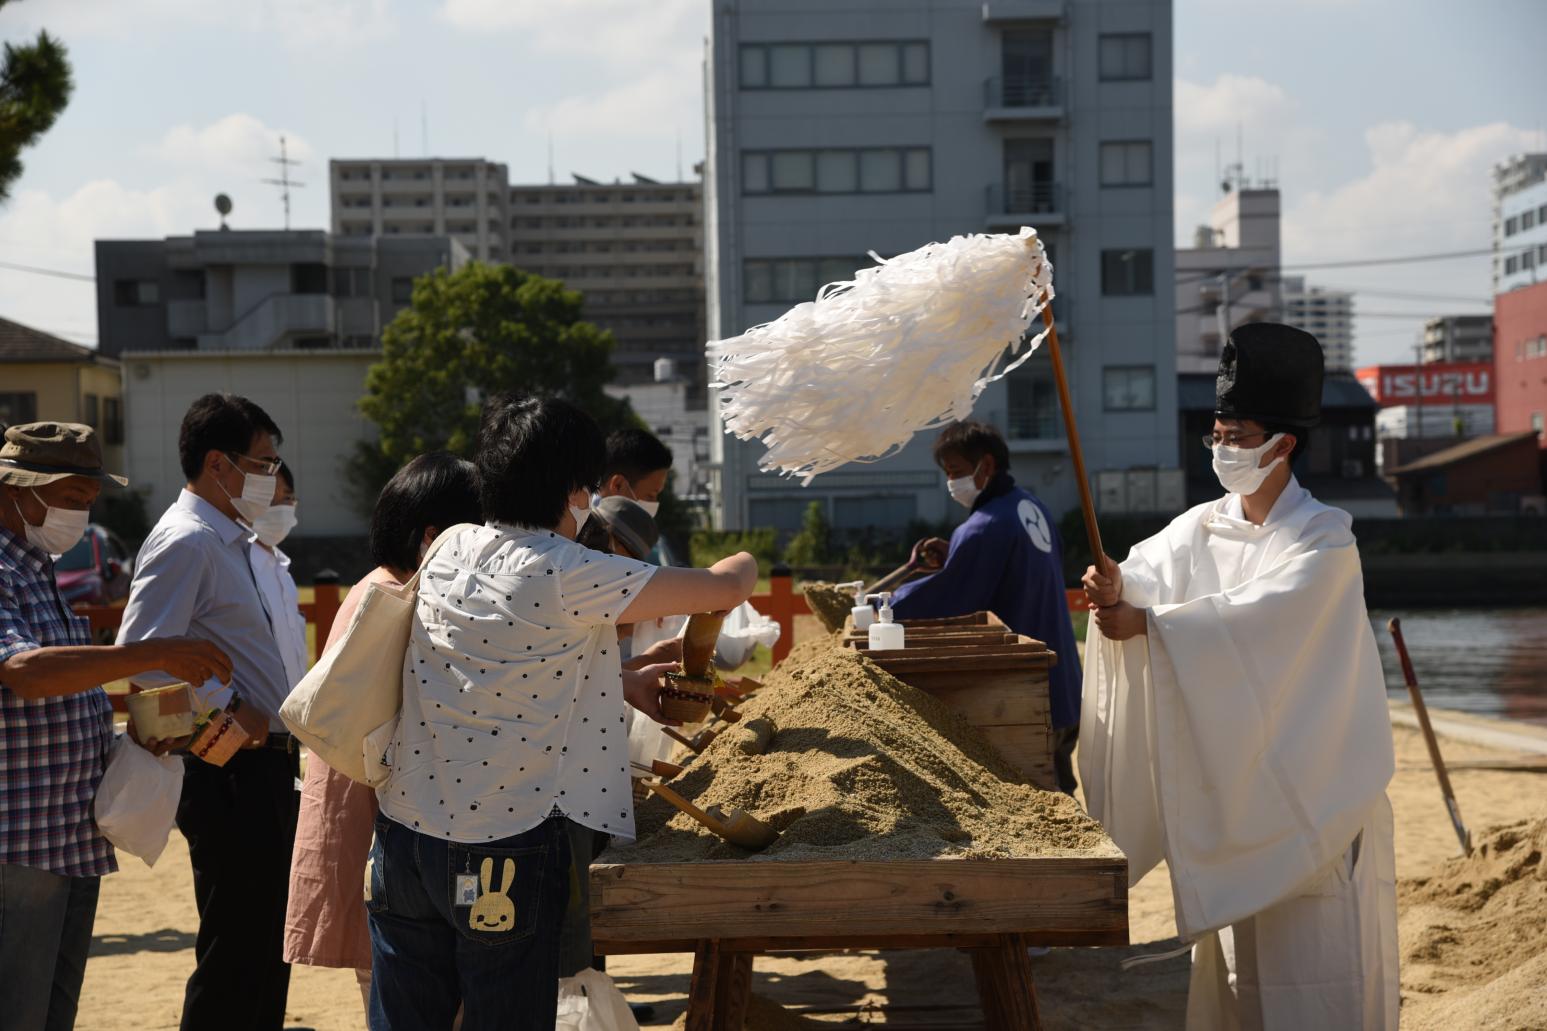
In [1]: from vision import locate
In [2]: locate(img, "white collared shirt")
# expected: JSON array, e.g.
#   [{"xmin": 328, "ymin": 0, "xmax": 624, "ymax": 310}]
[
  {"xmin": 379, "ymin": 524, "xmax": 657, "ymax": 843},
  {"xmin": 248, "ymin": 542, "xmax": 309, "ymax": 690},
  {"xmin": 118, "ymin": 489, "xmax": 288, "ymax": 729}
]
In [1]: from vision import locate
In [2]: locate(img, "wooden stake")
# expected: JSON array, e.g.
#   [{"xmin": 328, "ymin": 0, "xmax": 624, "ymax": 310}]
[
  {"xmin": 1388, "ymin": 618, "xmax": 1471, "ymax": 856},
  {"xmin": 1040, "ymin": 302, "xmax": 1105, "ymax": 569}
]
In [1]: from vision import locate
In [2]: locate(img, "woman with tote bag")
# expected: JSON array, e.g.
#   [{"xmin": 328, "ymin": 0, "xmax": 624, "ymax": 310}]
[{"xmin": 281, "ymin": 453, "xmax": 480, "ymax": 1014}]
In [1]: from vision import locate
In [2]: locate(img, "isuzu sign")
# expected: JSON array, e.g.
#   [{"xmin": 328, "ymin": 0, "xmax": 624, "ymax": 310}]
[{"xmin": 1355, "ymin": 362, "xmax": 1495, "ymax": 407}]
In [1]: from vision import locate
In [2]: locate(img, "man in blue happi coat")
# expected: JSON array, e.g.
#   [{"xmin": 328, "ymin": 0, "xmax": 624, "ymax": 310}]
[{"xmin": 881, "ymin": 420, "xmax": 1082, "ymax": 793}]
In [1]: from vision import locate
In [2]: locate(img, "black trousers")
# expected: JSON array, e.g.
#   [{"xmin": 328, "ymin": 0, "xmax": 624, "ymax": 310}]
[
  {"xmin": 176, "ymin": 745, "xmax": 300, "ymax": 1031},
  {"xmin": 1053, "ymin": 724, "xmax": 1079, "ymax": 796}
]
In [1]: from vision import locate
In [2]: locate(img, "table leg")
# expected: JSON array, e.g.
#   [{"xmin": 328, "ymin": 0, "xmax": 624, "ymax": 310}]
[
  {"xmin": 714, "ymin": 952, "xmax": 754, "ymax": 1030},
  {"xmin": 968, "ymin": 935, "xmax": 1043, "ymax": 1031},
  {"xmin": 685, "ymin": 939, "xmax": 723, "ymax": 1031}
]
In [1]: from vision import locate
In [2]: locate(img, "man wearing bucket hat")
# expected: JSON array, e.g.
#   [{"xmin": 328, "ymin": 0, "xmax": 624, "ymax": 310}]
[{"xmin": 0, "ymin": 422, "xmax": 233, "ymax": 1031}]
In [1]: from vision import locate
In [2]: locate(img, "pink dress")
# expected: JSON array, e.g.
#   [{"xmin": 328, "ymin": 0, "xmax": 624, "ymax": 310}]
[{"xmin": 281, "ymin": 572, "xmax": 395, "ymax": 970}]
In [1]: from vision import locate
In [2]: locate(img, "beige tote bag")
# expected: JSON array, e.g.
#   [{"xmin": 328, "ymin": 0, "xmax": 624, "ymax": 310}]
[{"xmin": 280, "ymin": 523, "xmax": 476, "ymax": 786}]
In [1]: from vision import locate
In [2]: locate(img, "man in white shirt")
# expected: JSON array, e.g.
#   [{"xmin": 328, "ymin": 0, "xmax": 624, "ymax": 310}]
[
  {"xmin": 117, "ymin": 393, "xmax": 297, "ymax": 1031},
  {"xmin": 1080, "ymin": 324, "xmax": 1399, "ymax": 1030},
  {"xmin": 247, "ymin": 463, "xmax": 307, "ymax": 691}
]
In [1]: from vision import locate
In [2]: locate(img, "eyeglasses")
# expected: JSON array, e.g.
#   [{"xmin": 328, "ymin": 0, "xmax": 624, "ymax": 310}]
[
  {"xmin": 226, "ymin": 451, "xmax": 283, "ymax": 476},
  {"xmin": 1200, "ymin": 432, "xmax": 1268, "ymax": 450}
]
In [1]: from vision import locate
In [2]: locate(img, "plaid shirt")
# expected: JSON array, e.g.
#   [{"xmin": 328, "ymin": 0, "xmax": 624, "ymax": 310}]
[{"xmin": 0, "ymin": 525, "xmax": 116, "ymax": 877}]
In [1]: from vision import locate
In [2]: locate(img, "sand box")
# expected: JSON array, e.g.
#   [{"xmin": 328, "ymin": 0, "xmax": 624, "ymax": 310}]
[
  {"xmin": 609, "ymin": 639, "xmax": 1110, "ymax": 864},
  {"xmin": 1399, "ymin": 815, "xmax": 1547, "ymax": 1030},
  {"xmin": 800, "ymin": 583, "xmax": 856, "ymax": 634}
]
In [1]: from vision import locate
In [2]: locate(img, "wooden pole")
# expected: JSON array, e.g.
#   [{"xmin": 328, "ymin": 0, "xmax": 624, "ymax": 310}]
[
  {"xmin": 1388, "ymin": 618, "xmax": 1471, "ymax": 855},
  {"xmin": 1039, "ymin": 303, "xmax": 1105, "ymax": 570}
]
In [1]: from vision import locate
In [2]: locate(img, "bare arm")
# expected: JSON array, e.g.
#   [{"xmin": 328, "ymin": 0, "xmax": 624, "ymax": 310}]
[
  {"xmin": 1, "ymin": 638, "xmax": 233, "ymax": 701},
  {"xmin": 617, "ymin": 552, "xmax": 757, "ymax": 625}
]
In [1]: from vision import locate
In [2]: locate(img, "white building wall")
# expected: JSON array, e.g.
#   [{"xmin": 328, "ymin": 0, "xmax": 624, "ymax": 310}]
[
  {"xmin": 1497, "ymin": 176, "xmax": 1547, "ymax": 295},
  {"xmin": 1175, "ymin": 188, "xmax": 1281, "ymax": 375},
  {"xmin": 706, "ymin": 0, "xmax": 1176, "ymax": 531},
  {"xmin": 120, "ymin": 350, "xmax": 379, "ymax": 536},
  {"xmin": 1283, "ymin": 276, "xmax": 1355, "ymax": 372}
]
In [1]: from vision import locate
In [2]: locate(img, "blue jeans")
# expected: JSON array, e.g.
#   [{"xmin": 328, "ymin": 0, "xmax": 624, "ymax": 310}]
[
  {"xmin": 0, "ymin": 864, "xmax": 101, "ymax": 1031},
  {"xmin": 365, "ymin": 814, "xmax": 571, "ymax": 1031}
]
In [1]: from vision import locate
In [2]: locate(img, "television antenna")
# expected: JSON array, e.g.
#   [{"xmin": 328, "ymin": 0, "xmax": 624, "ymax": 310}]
[
  {"xmin": 214, "ymin": 193, "xmax": 232, "ymax": 230},
  {"xmin": 261, "ymin": 135, "xmax": 305, "ymax": 229}
]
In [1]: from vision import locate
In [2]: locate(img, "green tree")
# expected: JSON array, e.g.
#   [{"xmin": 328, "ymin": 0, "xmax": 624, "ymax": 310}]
[
  {"xmin": 348, "ymin": 262, "xmax": 637, "ymax": 509},
  {"xmin": 783, "ymin": 500, "xmax": 834, "ymax": 568},
  {"xmin": 0, "ymin": 3, "xmax": 73, "ymax": 203}
]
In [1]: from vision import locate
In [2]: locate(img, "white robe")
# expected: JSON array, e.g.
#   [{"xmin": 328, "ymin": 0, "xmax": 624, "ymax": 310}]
[{"xmin": 1080, "ymin": 478, "xmax": 1399, "ymax": 1030}]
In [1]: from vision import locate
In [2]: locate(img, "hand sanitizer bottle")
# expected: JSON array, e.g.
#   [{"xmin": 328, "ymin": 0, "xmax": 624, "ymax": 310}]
[
  {"xmin": 866, "ymin": 593, "xmax": 905, "ymax": 651},
  {"xmin": 838, "ymin": 581, "xmax": 874, "ymax": 630}
]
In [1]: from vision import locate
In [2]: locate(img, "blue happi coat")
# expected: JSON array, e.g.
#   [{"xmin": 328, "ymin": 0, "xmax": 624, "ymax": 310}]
[{"xmin": 890, "ymin": 473, "xmax": 1081, "ymax": 729}]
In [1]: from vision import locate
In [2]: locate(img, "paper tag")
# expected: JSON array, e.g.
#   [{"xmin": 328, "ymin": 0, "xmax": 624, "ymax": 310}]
[{"xmin": 455, "ymin": 873, "xmax": 479, "ymax": 907}]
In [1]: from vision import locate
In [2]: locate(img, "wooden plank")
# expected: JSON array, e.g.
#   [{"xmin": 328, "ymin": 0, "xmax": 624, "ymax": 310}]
[
  {"xmin": 980, "ymin": 725, "xmax": 1058, "ymax": 788},
  {"xmin": 969, "ymin": 936, "xmax": 1042, "ymax": 1031},
  {"xmin": 593, "ymin": 926, "xmax": 1126, "ymax": 955},
  {"xmin": 892, "ymin": 612, "xmax": 1007, "ymax": 629},
  {"xmin": 867, "ymin": 652, "xmax": 1055, "ymax": 675},
  {"xmin": 898, "ymin": 676, "xmax": 1050, "ymax": 728},
  {"xmin": 864, "ymin": 642, "xmax": 1051, "ymax": 660},
  {"xmin": 686, "ymin": 940, "xmax": 722, "ymax": 1031},
  {"xmin": 848, "ymin": 631, "xmax": 1023, "ymax": 649},
  {"xmin": 715, "ymin": 952, "xmax": 754, "ymax": 1030},
  {"xmin": 591, "ymin": 856, "xmax": 1127, "ymax": 944}
]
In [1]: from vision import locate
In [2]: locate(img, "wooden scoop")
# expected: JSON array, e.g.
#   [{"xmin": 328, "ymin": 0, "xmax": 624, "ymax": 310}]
[
  {"xmin": 643, "ymin": 780, "xmax": 780, "ymax": 851},
  {"xmin": 632, "ymin": 758, "xmax": 684, "ymax": 779},
  {"xmin": 662, "ymin": 726, "xmax": 703, "ymax": 754},
  {"xmin": 709, "ymin": 695, "xmax": 742, "ymax": 722},
  {"xmin": 681, "ymin": 611, "xmax": 728, "ymax": 678}
]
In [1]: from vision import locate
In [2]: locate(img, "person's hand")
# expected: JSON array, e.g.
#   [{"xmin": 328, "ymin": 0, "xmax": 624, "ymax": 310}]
[
  {"xmin": 229, "ymin": 698, "xmax": 271, "ymax": 749},
  {"xmin": 126, "ymin": 714, "xmax": 191, "ymax": 757},
  {"xmin": 911, "ymin": 537, "xmax": 948, "ymax": 571},
  {"xmin": 1082, "ymin": 557, "xmax": 1123, "ymax": 609},
  {"xmin": 1092, "ymin": 602, "xmax": 1147, "ymax": 642},
  {"xmin": 622, "ymin": 662, "xmax": 682, "ymax": 727},
  {"xmin": 142, "ymin": 637, "xmax": 234, "ymax": 688},
  {"xmin": 634, "ymin": 636, "xmax": 683, "ymax": 666}
]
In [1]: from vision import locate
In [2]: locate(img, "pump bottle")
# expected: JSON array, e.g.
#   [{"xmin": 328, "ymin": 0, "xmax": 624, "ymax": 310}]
[
  {"xmin": 837, "ymin": 580, "xmax": 874, "ymax": 630},
  {"xmin": 866, "ymin": 592, "xmax": 905, "ymax": 651}
]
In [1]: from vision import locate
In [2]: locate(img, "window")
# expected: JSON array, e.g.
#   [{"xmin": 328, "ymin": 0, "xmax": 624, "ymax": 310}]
[
  {"xmin": 833, "ymin": 494, "xmax": 916, "ymax": 529},
  {"xmin": 743, "ymin": 148, "xmax": 930, "ymax": 195},
  {"xmin": 291, "ymin": 263, "xmax": 328, "ymax": 294},
  {"xmin": 333, "ymin": 267, "xmax": 371, "ymax": 298},
  {"xmin": 1525, "ymin": 209, "xmax": 1539, "ymax": 230},
  {"xmin": 748, "ymin": 497, "xmax": 817, "ymax": 532},
  {"xmin": 390, "ymin": 277, "xmax": 415, "ymax": 304},
  {"xmin": 113, "ymin": 279, "xmax": 159, "ymax": 306},
  {"xmin": 1099, "ymin": 141, "xmax": 1153, "ymax": 186},
  {"xmin": 1099, "ymin": 33, "xmax": 1151, "ymax": 80},
  {"xmin": 82, "ymin": 393, "xmax": 99, "ymax": 430},
  {"xmin": 1506, "ymin": 216, "xmax": 1520, "ymax": 236},
  {"xmin": 1007, "ymin": 364, "xmax": 1060, "ymax": 439},
  {"xmin": 744, "ymin": 257, "xmax": 871, "ymax": 303},
  {"xmin": 1103, "ymin": 366, "xmax": 1156, "ymax": 411},
  {"xmin": 740, "ymin": 41, "xmax": 929, "ymax": 89},
  {"xmin": 103, "ymin": 397, "xmax": 123, "ymax": 445},
  {"xmin": 0, "ymin": 391, "xmax": 37, "ymax": 426},
  {"xmin": 1533, "ymin": 412, "xmax": 1544, "ymax": 439},
  {"xmin": 1506, "ymin": 255, "xmax": 1520, "ymax": 274},
  {"xmin": 1101, "ymin": 248, "xmax": 1154, "ymax": 295}
]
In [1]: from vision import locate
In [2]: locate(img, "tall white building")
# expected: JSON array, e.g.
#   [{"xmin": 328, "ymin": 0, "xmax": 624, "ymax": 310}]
[
  {"xmin": 705, "ymin": 0, "xmax": 1176, "ymax": 531},
  {"xmin": 1283, "ymin": 276, "xmax": 1355, "ymax": 372},
  {"xmin": 1175, "ymin": 186, "xmax": 1281, "ymax": 375},
  {"xmin": 331, "ymin": 158, "xmax": 511, "ymax": 262},
  {"xmin": 1493, "ymin": 153, "xmax": 1547, "ymax": 295}
]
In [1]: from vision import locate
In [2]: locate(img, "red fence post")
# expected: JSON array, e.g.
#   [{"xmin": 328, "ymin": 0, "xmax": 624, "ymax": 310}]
[
  {"xmin": 747, "ymin": 565, "xmax": 811, "ymax": 667},
  {"xmin": 309, "ymin": 570, "xmax": 341, "ymax": 662}
]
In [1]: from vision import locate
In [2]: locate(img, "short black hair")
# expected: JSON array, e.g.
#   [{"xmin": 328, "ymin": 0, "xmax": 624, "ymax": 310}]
[
  {"xmin": 368, "ymin": 452, "xmax": 480, "ymax": 573},
  {"xmin": 477, "ymin": 394, "xmax": 605, "ymax": 529},
  {"xmin": 178, "ymin": 393, "xmax": 282, "ymax": 481},
  {"xmin": 932, "ymin": 420, "xmax": 1011, "ymax": 473},
  {"xmin": 277, "ymin": 461, "xmax": 295, "ymax": 492},
  {"xmin": 604, "ymin": 428, "xmax": 673, "ymax": 484}
]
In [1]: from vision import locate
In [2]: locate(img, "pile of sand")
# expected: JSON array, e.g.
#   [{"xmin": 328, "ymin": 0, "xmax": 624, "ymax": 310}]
[
  {"xmin": 1399, "ymin": 816, "xmax": 1547, "ymax": 1030},
  {"xmin": 800, "ymin": 582, "xmax": 856, "ymax": 634},
  {"xmin": 609, "ymin": 638, "xmax": 1110, "ymax": 864}
]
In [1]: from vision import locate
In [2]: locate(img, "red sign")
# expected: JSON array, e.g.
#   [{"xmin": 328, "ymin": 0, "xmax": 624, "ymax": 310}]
[{"xmin": 1355, "ymin": 362, "xmax": 1495, "ymax": 407}]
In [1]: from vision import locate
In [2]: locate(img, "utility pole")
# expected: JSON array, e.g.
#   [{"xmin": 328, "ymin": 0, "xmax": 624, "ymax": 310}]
[{"xmin": 261, "ymin": 135, "xmax": 305, "ymax": 230}]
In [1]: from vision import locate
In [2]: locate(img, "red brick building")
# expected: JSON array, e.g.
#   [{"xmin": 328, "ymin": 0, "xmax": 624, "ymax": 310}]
[{"xmin": 1494, "ymin": 279, "xmax": 1547, "ymax": 448}]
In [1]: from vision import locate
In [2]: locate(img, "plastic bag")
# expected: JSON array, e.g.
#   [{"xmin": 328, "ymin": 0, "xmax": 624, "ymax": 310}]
[
  {"xmin": 93, "ymin": 733, "xmax": 184, "ymax": 866},
  {"xmin": 715, "ymin": 601, "xmax": 780, "ymax": 670},
  {"xmin": 555, "ymin": 969, "xmax": 640, "ymax": 1031}
]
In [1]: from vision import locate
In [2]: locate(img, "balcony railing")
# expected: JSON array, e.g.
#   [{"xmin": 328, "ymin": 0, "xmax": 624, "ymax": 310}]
[
  {"xmin": 984, "ymin": 75, "xmax": 1063, "ymax": 112},
  {"xmin": 987, "ymin": 181, "xmax": 1063, "ymax": 215}
]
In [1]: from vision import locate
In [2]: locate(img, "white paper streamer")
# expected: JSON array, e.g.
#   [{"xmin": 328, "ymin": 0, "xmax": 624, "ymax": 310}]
[{"xmin": 709, "ymin": 226, "xmax": 1054, "ymax": 483}]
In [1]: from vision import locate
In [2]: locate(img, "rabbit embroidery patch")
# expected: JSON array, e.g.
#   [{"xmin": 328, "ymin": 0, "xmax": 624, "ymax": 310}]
[{"xmin": 468, "ymin": 857, "xmax": 516, "ymax": 933}]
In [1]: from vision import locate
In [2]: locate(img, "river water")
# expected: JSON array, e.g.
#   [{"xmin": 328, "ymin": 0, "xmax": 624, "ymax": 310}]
[{"xmin": 1369, "ymin": 608, "xmax": 1547, "ymax": 726}]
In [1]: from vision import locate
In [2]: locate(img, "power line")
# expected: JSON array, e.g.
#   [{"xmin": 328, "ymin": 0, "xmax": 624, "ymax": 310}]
[
  {"xmin": 1174, "ymin": 246, "xmax": 1496, "ymax": 287},
  {"xmin": 0, "ymin": 259, "xmax": 95, "ymax": 282}
]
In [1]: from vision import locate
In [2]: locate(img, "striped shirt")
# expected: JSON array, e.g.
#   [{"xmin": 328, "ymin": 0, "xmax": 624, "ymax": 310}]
[{"xmin": 0, "ymin": 525, "xmax": 116, "ymax": 877}]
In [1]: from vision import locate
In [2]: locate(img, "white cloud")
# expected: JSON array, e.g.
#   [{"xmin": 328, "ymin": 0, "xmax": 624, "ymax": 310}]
[
  {"xmin": 146, "ymin": 113, "xmax": 316, "ymax": 179},
  {"xmin": 439, "ymin": 0, "xmax": 703, "ymax": 65},
  {"xmin": 523, "ymin": 53, "xmax": 699, "ymax": 143}
]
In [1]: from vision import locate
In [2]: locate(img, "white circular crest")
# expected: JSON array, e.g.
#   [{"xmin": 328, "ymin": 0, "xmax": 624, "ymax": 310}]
[{"xmin": 1018, "ymin": 498, "xmax": 1052, "ymax": 553}]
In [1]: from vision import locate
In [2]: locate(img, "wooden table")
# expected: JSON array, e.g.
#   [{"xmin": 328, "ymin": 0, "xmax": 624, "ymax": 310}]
[{"xmin": 591, "ymin": 852, "xmax": 1128, "ymax": 1029}]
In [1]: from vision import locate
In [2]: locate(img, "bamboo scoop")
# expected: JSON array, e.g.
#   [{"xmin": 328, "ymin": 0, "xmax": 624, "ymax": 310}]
[
  {"xmin": 642, "ymin": 780, "xmax": 780, "ymax": 851},
  {"xmin": 680, "ymin": 611, "xmax": 728, "ymax": 677},
  {"xmin": 662, "ymin": 726, "xmax": 702, "ymax": 754},
  {"xmin": 632, "ymin": 759, "xmax": 684, "ymax": 779}
]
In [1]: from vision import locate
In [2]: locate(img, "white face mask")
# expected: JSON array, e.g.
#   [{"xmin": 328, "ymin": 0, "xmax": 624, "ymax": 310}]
[
  {"xmin": 219, "ymin": 457, "xmax": 276, "ymax": 523},
  {"xmin": 634, "ymin": 498, "xmax": 660, "ymax": 519},
  {"xmin": 251, "ymin": 503, "xmax": 297, "ymax": 548},
  {"xmin": 1212, "ymin": 433, "xmax": 1287, "ymax": 496},
  {"xmin": 946, "ymin": 462, "xmax": 985, "ymax": 510},
  {"xmin": 18, "ymin": 489, "xmax": 90, "ymax": 556},
  {"xmin": 569, "ymin": 504, "xmax": 591, "ymax": 536}
]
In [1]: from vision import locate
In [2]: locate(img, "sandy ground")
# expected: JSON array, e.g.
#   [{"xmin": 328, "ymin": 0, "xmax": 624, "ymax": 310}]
[{"xmin": 78, "ymin": 714, "xmax": 1546, "ymax": 1030}]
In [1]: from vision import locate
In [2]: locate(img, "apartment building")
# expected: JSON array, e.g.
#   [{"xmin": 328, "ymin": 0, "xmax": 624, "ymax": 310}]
[
  {"xmin": 1493, "ymin": 153, "xmax": 1547, "ymax": 295},
  {"xmin": 1174, "ymin": 186, "xmax": 1281, "ymax": 375},
  {"xmin": 1283, "ymin": 276, "xmax": 1355, "ymax": 372},
  {"xmin": 331, "ymin": 158, "xmax": 511, "ymax": 262},
  {"xmin": 705, "ymin": 0, "xmax": 1177, "ymax": 531},
  {"xmin": 1420, "ymin": 313, "xmax": 1493, "ymax": 365}
]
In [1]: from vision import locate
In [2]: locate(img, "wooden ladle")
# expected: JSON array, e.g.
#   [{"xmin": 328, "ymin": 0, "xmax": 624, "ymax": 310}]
[{"xmin": 642, "ymin": 780, "xmax": 780, "ymax": 851}]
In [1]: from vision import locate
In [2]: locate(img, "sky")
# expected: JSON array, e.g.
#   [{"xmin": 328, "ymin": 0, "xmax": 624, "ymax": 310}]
[{"xmin": 0, "ymin": 0, "xmax": 1542, "ymax": 365}]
